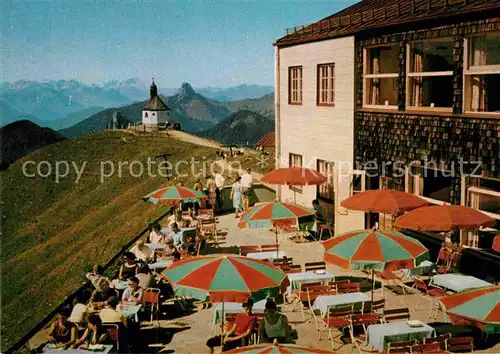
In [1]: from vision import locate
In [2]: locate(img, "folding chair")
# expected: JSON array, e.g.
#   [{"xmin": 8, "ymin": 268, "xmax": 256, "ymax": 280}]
[
  {"xmin": 320, "ymin": 305, "xmax": 353, "ymax": 351},
  {"xmin": 384, "ymin": 339, "xmax": 416, "ymax": 354},
  {"xmin": 447, "ymin": 337, "xmax": 474, "ymax": 353},
  {"xmin": 375, "ymin": 270, "xmax": 407, "ymax": 295},
  {"xmin": 424, "ymin": 333, "xmax": 451, "ymax": 351},
  {"xmin": 102, "ymin": 323, "xmax": 122, "ymax": 352},
  {"xmin": 319, "ymin": 224, "xmax": 335, "ymax": 240},
  {"xmin": 239, "ymin": 245, "xmax": 260, "ymax": 255},
  {"xmin": 336, "ymin": 282, "xmax": 360, "ymax": 294},
  {"xmin": 413, "ymin": 277, "xmax": 445, "ymax": 318},
  {"xmin": 410, "ymin": 342, "xmax": 445, "ymax": 353},
  {"xmin": 260, "ymin": 244, "xmax": 279, "ymax": 252},
  {"xmin": 283, "ymin": 264, "xmax": 302, "ymax": 274},
  {"xmin": 362, "ymin": 298, "xmax": 385, "ymax": 314},
  {"xmin": 201, "ymin": 223, "xmax": 218, "ymax": 247},
  {"xmin": 304, "ymin": 261, "xmax": 326, "ymax": 272},
  {"xmin": 382, "ymin": 308, "xmax": 410, "ymax": 323},
  {"xmin": 307, "ymin": 285, "xmax": 337, "ymax": 324},
  {"xmin": 143, "ymin": 288, "xmax": 161, "ymax": 327},
  {"xmin": 293, "ymin": 282, "xmax": 322, "ymax": 317},
  {"xmin": 349, "ymin": 313, "xmax": 380, "ymax": 354}
]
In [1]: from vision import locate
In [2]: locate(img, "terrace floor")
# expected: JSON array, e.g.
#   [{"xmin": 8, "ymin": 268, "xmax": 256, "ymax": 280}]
[{"xmin": 29, "ymin": 213, "xmax": 499, "ymax": 353}]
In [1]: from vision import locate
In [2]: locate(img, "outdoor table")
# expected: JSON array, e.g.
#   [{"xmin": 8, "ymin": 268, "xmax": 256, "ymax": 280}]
[
  {"xmin": 149, "ymin": 259, "xmax": 173, "ymax": 271},
  {"xmin": 286, "ymin": 271, "xmax": 335, "ymax": 295},
  {"xmin": 147, "ymin": 243, "xmax": 166, "ymax": 251},
  {"xmin": 161, "ymin": 227, "xmax": 197, "ymax": 236},
  {"xmin": 313, "ymin": 292, "xmax": 371, "ymax": 317},
  {"xmin": 117, "ymin": 303, "xmax": 142, "ymax": 322},
  {"xmin": 366, "ymin": 321, "xmax": 435, "ymax": 352},
  {"xmin": 430, "ymin": 274, "xmax": 493, "ymax": 293},
  {"xmin": 212, "ymin": 299, "xmax": 267, "ymax": 325},
  {"xmin": 43, "ymin": 344, "xmax": 114, "ymax": 353},
  {"xmin": 111, "ymin": 279, "xmax": 128, "ymax": 291},
  {"xmin": 401, "ymin": 260, "xmax": 436, "ymax": 278},
  {"xmin": 246, "ymin": 251, "xmax": 286, "ymax": 261}
]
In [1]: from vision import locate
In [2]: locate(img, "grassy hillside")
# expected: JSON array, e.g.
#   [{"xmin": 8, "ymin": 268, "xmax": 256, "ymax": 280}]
[
  {"xmin": 0, "ymin": 131, "xmax": 215, "ymax": 350},
  {"xmin": 226, "ymin": 93, "xmax": 274, "ymax": 119}
]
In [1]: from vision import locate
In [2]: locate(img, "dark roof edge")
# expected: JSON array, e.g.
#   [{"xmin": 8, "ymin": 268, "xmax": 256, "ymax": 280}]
[{"xmin": 274, "ymin": 4, "xmax": 500, "ymax": 48}]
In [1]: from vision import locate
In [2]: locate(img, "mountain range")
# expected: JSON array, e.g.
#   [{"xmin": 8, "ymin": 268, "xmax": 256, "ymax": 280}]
[
  {"xmin": 0, "ymin": 79, "xmax": 273, "ymax": 128},
  {"xmin": 59, "ymin": 83, "xmax": 274, "ymax": 138}
]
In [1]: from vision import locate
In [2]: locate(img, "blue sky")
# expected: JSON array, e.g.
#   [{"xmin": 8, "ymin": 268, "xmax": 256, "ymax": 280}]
[{"xmin": 2, "ymin": 0, "xmax": 357, "ymax": 88}]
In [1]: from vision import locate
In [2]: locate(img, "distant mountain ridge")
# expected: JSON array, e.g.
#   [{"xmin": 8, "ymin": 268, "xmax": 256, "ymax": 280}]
[
  {"xmin": 59, "ymin": 83, "xmax": 274, "ymax": 138},
  {"xmin": 197, "ymin": 110, "xmax": 275, "ymax": 145},
  {"xmin": 0, "ymin": 120, "xmax": 66, "ymax": 169}
]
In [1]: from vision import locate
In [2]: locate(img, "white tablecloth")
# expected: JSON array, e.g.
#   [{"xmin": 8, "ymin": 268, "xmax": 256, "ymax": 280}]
[
  {"xmin": 149, "ymin": 259, "xmax": 173, "ymax": 270},
  {"xmin": 313, "ymin": 292, "xmax": 371, "ymax": 317},
  {"xmin": 117, "ymin": 303, "xmax": 142, "ymax": 321},
  {"xmin": 212, "ymin": 299, "xmax": 267, "ymax": 324},
  {"xmin": 147, "ymin": 243, "xmax": 166, "ymax": 250},
  {"xmin": 43, "ymin": 344, "xmax": 114, "ymax": 353},
  {"xmin": 366, "ymin": 322, "xmax": 435, "ymax": 352},
  {"xmin": 286, "ymin": 271, "xmax": 335, "ymax": 294},
  {"xmin": 111, "ymin": 279, "xmax": 128, "ymax": 290},
  {"xmin": 246, "ymin": 251, "xmax": 286, "ymax": 260},
  {"xmin": 431, "ymin": 274, "xmax": 493, "ymax": 293}
]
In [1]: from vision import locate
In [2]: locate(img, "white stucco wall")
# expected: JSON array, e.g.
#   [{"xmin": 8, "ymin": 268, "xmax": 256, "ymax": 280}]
[
  {"xmin": 275, "ymin": 36, "xmax": 365, "ymax": 234},
  {"xmin": 142, "ymin": 110, "xmax": 169, "ymax": 126}
]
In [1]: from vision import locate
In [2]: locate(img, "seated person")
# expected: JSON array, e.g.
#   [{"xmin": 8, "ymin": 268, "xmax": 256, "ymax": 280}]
[
  {"xmin": 186, "ymin": 234, "xmax": 197, "ymax": 255},
  {"xmin": 74, "ymin": 315, "xmax": 108, "ymax": 348},
  {"xmin": 169, "ymin": 223, "xmax": 185, "ymax": 250},
  {"xmin": 69, "ymin": 291, "xmax": 91, "ymax": 327},
  {"xmin": 311, "ymin": 199, "xmax": 326, "ymax": 238},
  {"xmin": 90, "ymin": 278, "xmax": 119, "ymax": 310},
  {"xmin": 99, "ymin": 296, "xmax": 127, "ymax": 327},
  {"xmin": 164, "ymin": 243, "xmax": 181, "ymax": 261},
  {"xmin": 167, "ymin": 210, "xmax": 185, "ymax": 228},
  {"xmin": 149, "ymin": 223, "xmax": 166, "ymax": 244},
  {"xmin": 259, "ymin": 299, "xmax": 290, "ymax": 344},
  {"xmin": 85, "ymin": 264, "xmax": 104, "ymax": 288},
  {"xmin": 121, "ymin": 277, "xmax": 144, "ymax": 305},
  {"xmin": 118, "ymin": 252, "xmax": 139, "ymax": 280},
  {"xmin": 206, "ymin": 299, "xmax": 255, "ymax": 353},
  {"xmin": 136, "ymin": 264, "xmax": 156, "ymax": 290},
  {"xmin": 47, "ymin": 311, "xmax": 77, "ymax": 349},
  {"xmin": 130, "ymin": 239, "xmax": 154, "ymax": 262}
]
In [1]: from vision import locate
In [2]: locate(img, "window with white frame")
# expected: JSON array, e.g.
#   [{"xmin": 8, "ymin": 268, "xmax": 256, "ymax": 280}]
[
  {"xmin": 468, "ymin": 176, "xmax": 500, "ymax": 216},
  {"xmin": 289, "ymin": 153, "xmax": 303, "ymax": 192},
  {"xmin": 317, "ymin": 159, "xmax": 334, "ymax": 201},
  {"xmin": 350, "ymin": 170, "xmax": 366, "ymax": 196},
  {"xmin": 406, "ymin": 165, "xmax": 451, "ymax": 204},
  {"xmin": 317, "ymin": 63, "xmax": 335, "ymax": 106},
  {"xmin": 289, "ymin": 66, "xmax": 303, "ymax": 104},
  {"xmin": 407, "ymin": 40, "xmax": 454, "ymax": 110},
  {"xmin": 364, "ymin": 45, "xmax": 399, "ymax": 108},
  {"xmin": 464, "ymin": 32, "xmax": 500, "ymax": 113}
]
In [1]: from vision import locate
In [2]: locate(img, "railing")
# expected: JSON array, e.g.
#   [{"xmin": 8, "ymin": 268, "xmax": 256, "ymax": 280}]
[
  {"xmin": 283, "ymin": 0, "xmax": 490, "ymax": 36},
  {"xmin": 5, "ymin": 208, "xmax": 173, "ymax": 354}
]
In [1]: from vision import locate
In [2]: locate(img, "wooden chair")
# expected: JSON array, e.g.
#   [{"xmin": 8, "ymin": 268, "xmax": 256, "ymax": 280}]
[
  {"xmin": 336, "ymin": 282, "xmax": 361, "ymax": 294},
  {"xmin": 319, "ymin": 224, "xmax": 335, "ymax": 240},
  {"xmin": 260, "ymin": 244, "xmax": 279, "ymax": 252},
  {"xmin": 447, "ymin": 337, "xmax": 474, "ymax": 353},
  {"xmin": 362, "ymin": 298, "xmax": 385, "ymax": 314},
  {"xmin": 384, "ymin": 339, "xmax": 416, "ymax": 354},
  {"xmin": 307, "ymin": 285, "xmax": 337, "ymax": 322},
  {"xmin": 239, "ymin": 245, "xmax": 260, "ymax": 255},
  {"xmin": 349, "ymin": 313, "xmax": 380, "ymax": 354},
  {"xmin": 304, "ymin": 261, "xmax": 326, "ymax": 272},
  {"xmin": 375, "ymin": 270, "xmax": 407, "ymax": 295},
  {"xmin": 198, "ymin": 208, "xmax": 214, "ymax": 217},
  {"xmin": 410, "ymin": 342, "xmax": 445, "ymax": 353},
  {"xmin": 413, "ymin": 277, "xmax": 446, "ymax": 318},
  {"xmin": 424, "ymin": 333, "xmax": 451, "ymax": 351},
  {"xmin": 143, "ymin": 288, "xmax": 161, "ymax": 327},
  {"xmin": 317, "ymin": 305, "xmax": 352, "ymax": 350},
  {"xmin": 382, "ymin": 308, "xmax": 410, "ymax": 323},
  {"xmin": 293, "ymin": 282, "xmax": 322, "ymax": 316},
  {"xmin": 201, "ymin": 223, "xmax": 218, "ymax": 247},
  {"xmin": 273, "ymin": 257, "xmax": 293, "ymax": 268},
  {"xmin": 329, "ymin": 279, "xmax": 350, "ymax": 288},
  {"xmin": 284, "ymin": 264, "xmax": 302, "ymax": 274}
]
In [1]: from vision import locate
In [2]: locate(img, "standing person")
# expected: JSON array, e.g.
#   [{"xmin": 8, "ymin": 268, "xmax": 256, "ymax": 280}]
[
  {"xmin": 311, "ymin": 199, "xmax": 326, "ymax": 239},
  {"xmin": 230, "ymin": 176, "xmax": 244, "ymax": 218},
  {"xmin": 214, "ymin": 170, "xmax": 225, "ymax": 211},
  {"xmin": 206, "ymin": 176, "xmax": 217, "ymax": 213},
  {"xmin": 240, "ymin": 168, "xmax": 253, "ymax": 211},
  {"xmin": 206, "ymin": 299, "xmax": 256, "ymax": 353}
]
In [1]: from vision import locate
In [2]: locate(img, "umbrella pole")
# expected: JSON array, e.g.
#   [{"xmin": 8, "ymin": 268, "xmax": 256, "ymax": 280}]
[
  {"xmin": 221, "ymin": 302, "xmax": 225, "ymax": 346},
  {"xmin": 275, "ymin": 227, "xmax": 279, "ymax": 259},
  {"xmin": 371, "ymin": 270, "xmax": 375, "ymax": 302},
  {"xmin": 293, "ymin": 188, "xmax": 296, "ymax": 204}
]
